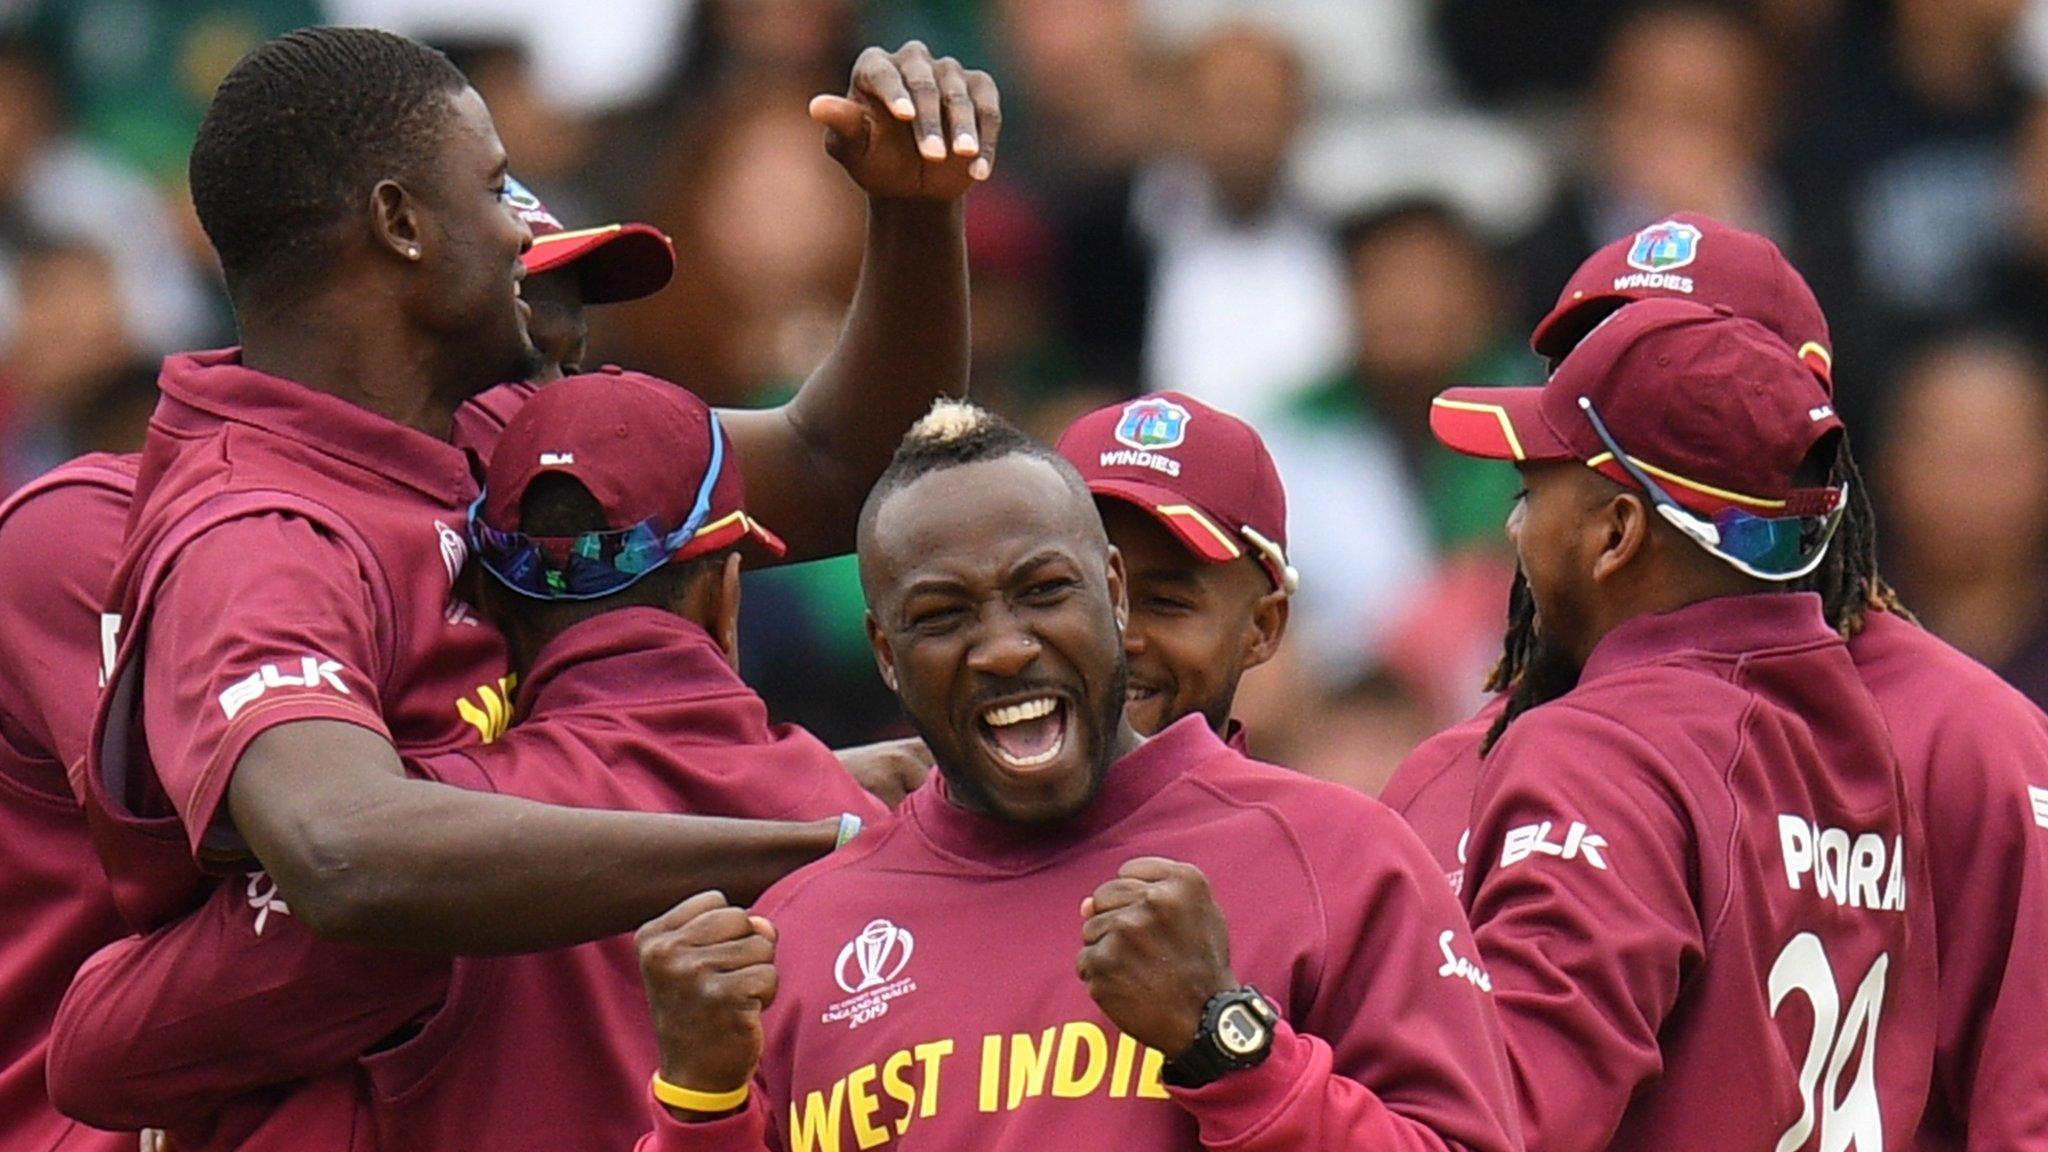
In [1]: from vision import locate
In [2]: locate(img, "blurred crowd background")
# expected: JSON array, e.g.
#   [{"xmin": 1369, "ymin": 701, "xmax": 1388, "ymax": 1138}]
[{"xmin": 5, "ymin": 0, "xmax": 2048, "ymax": 793}]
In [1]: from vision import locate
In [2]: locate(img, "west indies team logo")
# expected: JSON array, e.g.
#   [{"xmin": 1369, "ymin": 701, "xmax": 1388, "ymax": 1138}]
[
  {"xmin": 502, "ymin": 175, "xmax": 563, "ymax": 232},
  {"xmin": 1114, "ymin": 397, "xmax": 1191, "ymax": 451},
  {"xmin": 1626, "ymin": 220, "xmax": 1703, "ymax": 273}
]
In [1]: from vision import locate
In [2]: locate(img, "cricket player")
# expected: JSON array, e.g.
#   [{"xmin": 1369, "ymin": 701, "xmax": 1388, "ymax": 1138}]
[
  {"xmin": 1428, "ymin": 297, "xmax": 1937, "ymax": 1150},
  {"xmin": 1387, "ymin": 214, "xmax": 2048, "ymax": 1150},
  {"xmin": 0, "ymin": 185, "xmax": 670, "ymax": 1152},
  {"xmin": 628, "ymin": 402, "xmax": 1519, "ymax": 1152},
  {"xmin": 0, "ymin": 117, "xmax": 933, "ymax": 1143},
  {"xmin": 50, "ymin": 372, "xmax": 891, "ymax": 1149},
  {"xmin": 1054, "ymin": 392, "xmax": 1294, "ymax": 745},
  {"xmin": 81, "ymin": 25, "xmax": 992, "ymax": 941}
]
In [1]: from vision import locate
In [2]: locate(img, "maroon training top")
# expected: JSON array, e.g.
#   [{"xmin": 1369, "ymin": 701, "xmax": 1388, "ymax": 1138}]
[
  {"xmin": 638, "ymin": 716, "xmax": 1521, "ymax": 1152},
  {"xmin": 53, "ymin": 608, "xmax": 885, "ymax": 1150},
  {"xmin": 1460, "ymin": 593, "xmax": 1937, "ymax": 1152}
]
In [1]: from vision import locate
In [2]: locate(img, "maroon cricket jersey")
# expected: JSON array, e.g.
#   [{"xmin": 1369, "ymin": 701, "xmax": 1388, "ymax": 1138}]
[
  {"xmin": 0, "ymin": 454, "xmax": 138, "ymax": 1152},
  {"xmin": 1461, "ymin": 594, "xmax": 1938, "ymax": 1152},
  {"xmin": 83, "ymin": 349, "xmax": 519, "ymax": 927},
  {"xmin": 1390, "ymin": 608, "xmax": 2048, "ymax": 1152},
  {"xmin": 638, "ymin": 716, "xmax": 1520, "ymax": 1152},
  {"xmin": 1380, "ymin": 698, "xmax": 1502, "ymax": 897},
  {"xmin": 1847, "ymin": 610, "xmax": 2048, "ymax": 1152},
  {"xmin": 53, "ymin": 608, "xmax": 886, "ymax": 1150}
]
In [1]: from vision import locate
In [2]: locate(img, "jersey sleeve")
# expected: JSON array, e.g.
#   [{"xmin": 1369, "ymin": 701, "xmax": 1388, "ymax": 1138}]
[
  {"xmin": 1919, "ymin": 699, "xmax": 2048, "ymax": 1150},
  {"xmin": 0, "ymin": 476, "xmax": 128, "ymax": 788},
  {"xmin": 1460, "ymin": 703, "xmax": 1703, "ymax": 1152},
  {"xmin": 140, "ymin": 513, "xmax": 391, "ymax": 857},
  {"xmin": 1168, "ymin": 805, "xmax": 1521, "ymax": 1152},
  {"xmin": 47, "ymin": 870, "xmax": 449, "ymax": 1130}
]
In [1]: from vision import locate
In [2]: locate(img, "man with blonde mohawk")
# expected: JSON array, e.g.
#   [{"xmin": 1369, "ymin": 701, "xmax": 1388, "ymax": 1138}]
[{"xmin": 628, "ymin": 401, "xmax": 1520, "ymax": 1152}]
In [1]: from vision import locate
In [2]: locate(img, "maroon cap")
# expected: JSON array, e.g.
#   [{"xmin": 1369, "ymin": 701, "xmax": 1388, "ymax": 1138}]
[
  {"xmin": 1530, "ymin": 214, "xmax": 1835, "ymax": 392},
  {"xmin": 482, "ymin": 366, "xmax": 783, "ymax": 560},
  {"xmin": 1055, "ymin": 392, "xmax": 1296, "ymax": 593},
  {"xmin": 507, "ymin": 177, "xmax": 676, "ymax": 305},
  {"xmin": 1433, "ymin": 299, "xmax": 1843, "ymax": 519}
]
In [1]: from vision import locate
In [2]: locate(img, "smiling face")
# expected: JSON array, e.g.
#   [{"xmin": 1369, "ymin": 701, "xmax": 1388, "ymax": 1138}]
[
  {"xmin": 409, "ymin": 85, "xmax": 543, "ymax": 396},
  {"xmin": 1098, "ymin": 500, "xmax": 1283, "ymax": 735},
  {"xmin": 862, "ymin": 453, "xmax": 1137, "ymax": 826}
]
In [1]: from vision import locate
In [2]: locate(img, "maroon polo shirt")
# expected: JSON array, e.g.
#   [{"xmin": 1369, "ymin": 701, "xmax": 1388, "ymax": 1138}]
[
  {"xmin": 0, "ymin": 453, "xmax": 139, "ymax": 1152},
  {"xmin": 1461, "ymin": 593, "xmax": 1937, "ymax": 1152},
  {"xmin": 54, "ymin": 608, "xmax": 885, "ymax": 1150},
  {"xmin": 84, "ymin": 349, "xmax": 515, "ymax": 928},
  {"xmin": 639, "ymin": 716, "xmax": 1519, "ymax": 1152},
  {"xmin": 1379, "ymin": 697, "xmax": 1501, "ymax": 897}
]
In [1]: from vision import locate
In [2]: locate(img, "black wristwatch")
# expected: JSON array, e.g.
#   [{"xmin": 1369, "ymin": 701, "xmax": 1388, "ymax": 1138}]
[{"xmin": 1162, "ymin": 985, "xmax": 1280, "ymax": 1088}]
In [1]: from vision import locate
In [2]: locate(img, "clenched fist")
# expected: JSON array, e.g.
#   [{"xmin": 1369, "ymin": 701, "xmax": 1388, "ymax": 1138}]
[
  {"xmin": 1076, "ymin": 857, "xmax": 1236, "ymax": 1057},
  {"xmin": 637, "ymin": 891, "xmax": 780, "ymax": 1107},
  {"xmin": 808, "ymin": 41, "xmax": 1000, "ymax": 201}
]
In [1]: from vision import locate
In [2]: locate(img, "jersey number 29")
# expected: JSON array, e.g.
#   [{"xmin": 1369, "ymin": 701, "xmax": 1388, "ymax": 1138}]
[{"xmin": 1769, "ymin": 932, "xmax": 1887, "ymax": 1152}]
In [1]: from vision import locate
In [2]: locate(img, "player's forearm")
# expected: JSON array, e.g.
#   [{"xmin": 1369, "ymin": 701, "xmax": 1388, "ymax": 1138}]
[
  {"xmin": 239, "ymin": 775, "xmax": 836, "ymax": 953},
  {"xmin": 229, "ymin": 722, "xmax": 844, "ymax": 953},
  {"xmin": 762, "ymin": 198, "xmax": 968, "ymax": 560}
]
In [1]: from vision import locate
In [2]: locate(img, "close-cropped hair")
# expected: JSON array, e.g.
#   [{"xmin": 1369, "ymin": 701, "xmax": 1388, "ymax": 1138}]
[{"xmin": 189, "ymin": 26, "xmax": 469, "ymax": 297}]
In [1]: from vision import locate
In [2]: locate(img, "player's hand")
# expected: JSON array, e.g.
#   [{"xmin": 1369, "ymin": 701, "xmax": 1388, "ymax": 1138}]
[
  {"xmin": 1077, "ymin": 857, "xmax": 1236, "ymax": 1057},
  {"xmin": 836, "ymin": 736, "xmax": 933, "ymax": 808},
  {"xmin": 637, "ymin": 891, "xmax": 779, "ymax": 1103},
  {"xmin": 809, "ymin": 41, "xmax": 999, "ymax": 201}
]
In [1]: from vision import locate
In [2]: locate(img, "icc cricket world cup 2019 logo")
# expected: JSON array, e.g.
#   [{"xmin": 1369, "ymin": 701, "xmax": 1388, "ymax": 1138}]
[
  {"xmin": 836, "ymin": 919, "xmax": 915, "ymax": 994},
  {"xmin": 824, "ymin": 919, "xmax": 919, "ymax": 1030}
]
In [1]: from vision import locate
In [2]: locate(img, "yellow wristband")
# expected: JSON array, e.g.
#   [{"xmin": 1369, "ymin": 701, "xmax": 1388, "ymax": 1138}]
[{"xmin": 652, "ymin": 1072, "xmax": 750, "ymax": 1114}]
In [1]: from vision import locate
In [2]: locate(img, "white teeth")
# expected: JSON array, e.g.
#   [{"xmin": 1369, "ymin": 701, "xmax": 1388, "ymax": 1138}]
[{"xmin": 983, "ymin": 696, "xmax": 1057, "ymax": 728}]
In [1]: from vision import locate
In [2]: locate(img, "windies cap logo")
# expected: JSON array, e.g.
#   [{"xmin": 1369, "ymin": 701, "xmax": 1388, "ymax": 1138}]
[
  {"xmin": 835, "ymin": 918, "xmax": 915, "ymax": 994},
  {"xmin": 1626, "ymin": 220, "xmax": 1702, "ymax": 273},
  {"xmin": 502, "ymin": 175, "xmax": 562, "ymax": 233},
  {"xmin": 1114, "ymin": 397, "xmax": 1191, "ymax": 451}
]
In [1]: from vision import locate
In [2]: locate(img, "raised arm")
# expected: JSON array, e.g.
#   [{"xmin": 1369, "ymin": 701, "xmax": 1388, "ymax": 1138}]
[{"xmin": 722, "ymin": 41, "xmax": 996, "ymax": 562}]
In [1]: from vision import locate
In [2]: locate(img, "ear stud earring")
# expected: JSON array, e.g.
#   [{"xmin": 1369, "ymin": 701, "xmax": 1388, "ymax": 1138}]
[{"xmin": 405, "ymin": 245, "xmax": 421, "ymax": 260}]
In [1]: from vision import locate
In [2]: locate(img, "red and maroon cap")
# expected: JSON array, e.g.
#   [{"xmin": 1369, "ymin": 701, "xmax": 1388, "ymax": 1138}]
[
  {"xmin": 1433, "ymin": 298, "xmax": 1843, "ymax": 519},
  {"xmin": 482, "ymin": 366, "xmax": 783, "ymax": 560},
  {"xmin": 1055, "ymin": 392, "xmax": 1297, "ymax": 593},
  {"xmin": 1530, "ymin": 213, "xmax": 1835, "ymax": 392},
  {"xmin": 508, "ymin": 177, "xmax": 676, "ymax": 305}
]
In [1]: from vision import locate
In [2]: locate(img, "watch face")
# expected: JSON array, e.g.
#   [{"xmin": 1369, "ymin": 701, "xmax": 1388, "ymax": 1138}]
[{"xmin": 1216, "ymin": 1003, "xmax": 1270, "ymax": 1057}]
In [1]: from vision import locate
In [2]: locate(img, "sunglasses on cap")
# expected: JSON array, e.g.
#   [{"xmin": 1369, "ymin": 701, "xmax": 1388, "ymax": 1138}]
[
  {"xmin": 470, "ymin": 413, "xmax": 729, "ymax": 601},
  {"xmin": 1577, "ymin": 397, "xmax": 1846, "ymax": 582}
]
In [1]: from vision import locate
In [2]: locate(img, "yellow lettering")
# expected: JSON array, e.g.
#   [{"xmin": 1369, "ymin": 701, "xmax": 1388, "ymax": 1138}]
[
  {"xmin": 789, "ymin": 1079, "xmax": 847, "ymax": 1152},
  {"xmin": 847, "ymin": 1064, "xmax": 887, "ymax": 1150},
  {"xmin": 881, "ymin": 1050, "xmax": 916, "ymax": 1138},
  {"xmin": 1052, "ymin": 1021, "xmax": 1108, "ymax": 1098},
  {"xmin": 912, "ymin": 1040, "xmax": 953, "ymax": 1119},
  {"xmin": 454, "ymin": 675, "xmax": 517, "ymax": 743},
  {"xmin": 979, "ymin": 1034, "xmax": 1003, "ymax": 1113},
  {"xmin": 1137, "ymin": 1046, "xmax": 1169, "ymax": 1099},
  {"xmin": 1006, "ymin": 1028, "xmax": 1057, "ymax": 1110},
  {"xmin": 1110, "ymin": 1030, "xmax": 1140, "ymax": 1098}
]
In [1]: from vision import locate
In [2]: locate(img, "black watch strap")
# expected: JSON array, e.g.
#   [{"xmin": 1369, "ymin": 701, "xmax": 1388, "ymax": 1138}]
[{"xmin": 1163, "ymin": 986, "xmax": 1279, "ymax": 1089}]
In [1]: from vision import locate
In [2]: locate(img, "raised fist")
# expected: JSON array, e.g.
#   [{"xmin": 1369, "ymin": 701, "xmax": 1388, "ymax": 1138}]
[{"xmin": 637, "ymin": 890, "xmax": 780, "ymax": 1106}]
